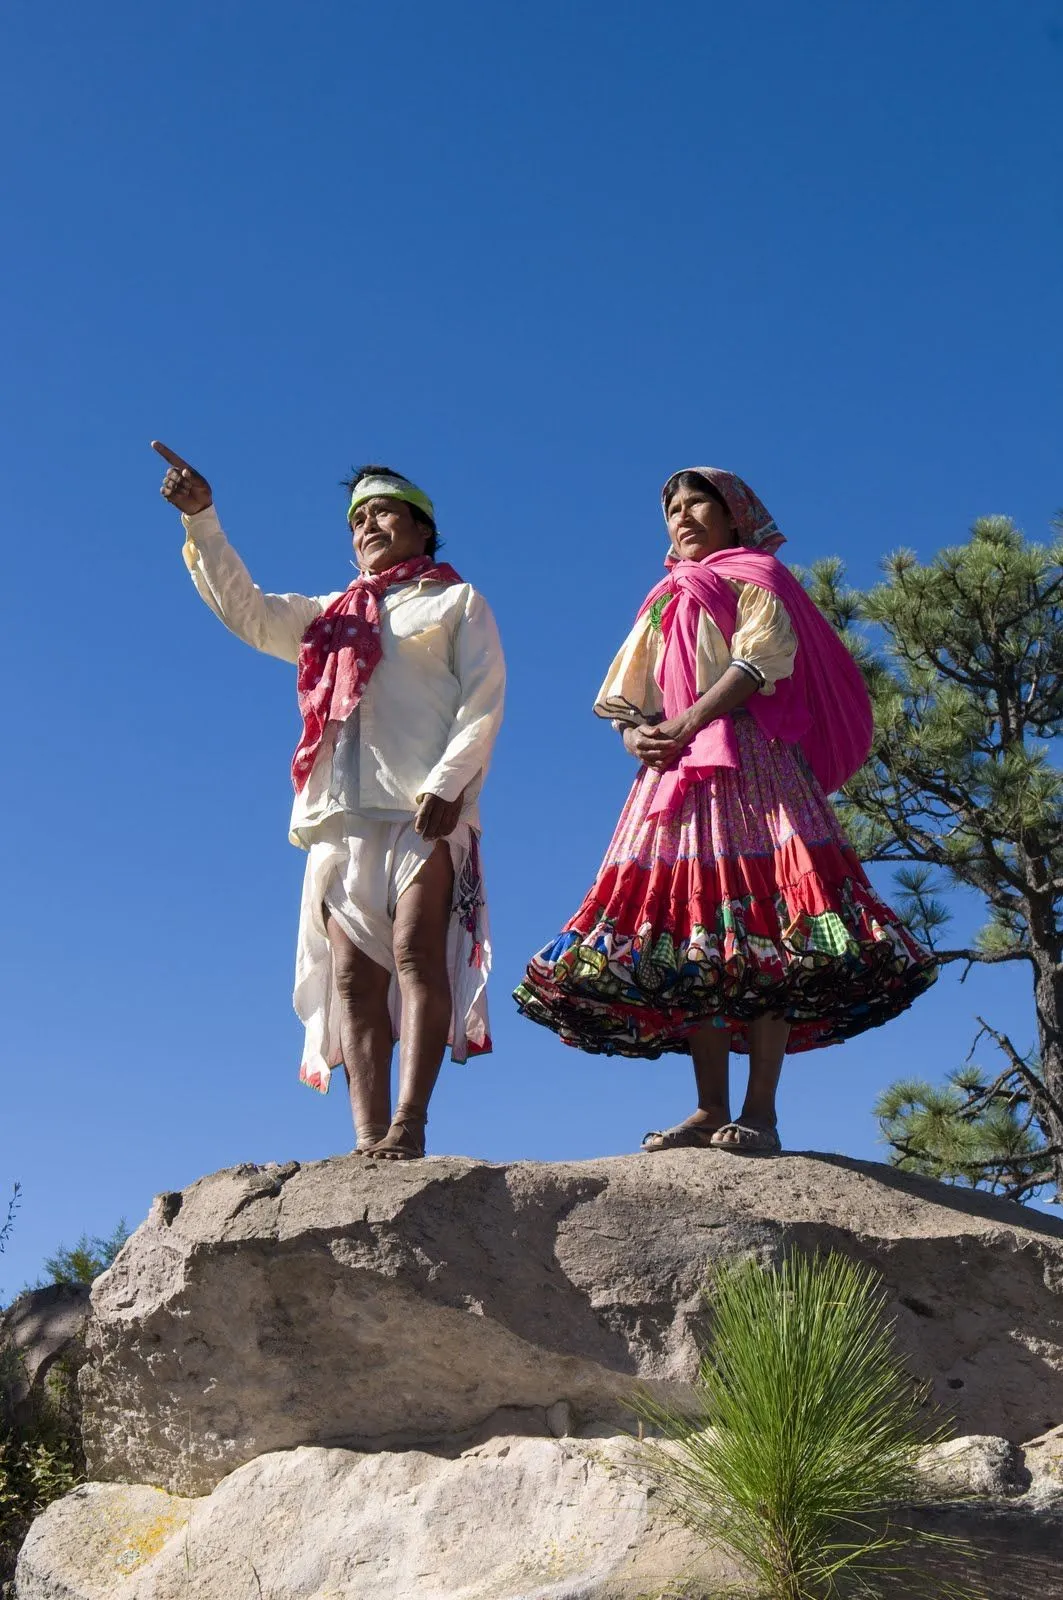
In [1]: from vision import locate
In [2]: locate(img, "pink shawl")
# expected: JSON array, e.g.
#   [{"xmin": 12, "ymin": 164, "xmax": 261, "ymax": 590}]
[
  {"xmin": 638, "ymin": 548, "xmax": 873, "ymax": 815},
  {"xmin": 292, "ymin": 555, "xmax": 464, "ymax": 792}
]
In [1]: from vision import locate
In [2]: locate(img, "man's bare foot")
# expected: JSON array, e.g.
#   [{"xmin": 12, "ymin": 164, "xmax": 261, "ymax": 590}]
[{"xmin": 366, "ymin": 1105, "xmax": 427, "ymax": 1161}]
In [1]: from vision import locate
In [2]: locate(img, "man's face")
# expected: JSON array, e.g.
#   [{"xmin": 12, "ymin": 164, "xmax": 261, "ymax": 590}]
[{"xmin": 351, "ymin": 496, "xmax": 429, "ymax": 574}]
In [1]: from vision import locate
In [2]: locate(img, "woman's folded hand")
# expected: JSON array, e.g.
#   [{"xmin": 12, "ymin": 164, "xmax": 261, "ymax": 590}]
[{"xmin": 624, "ymin": 719, "xmax": 695, "ymax": 769}]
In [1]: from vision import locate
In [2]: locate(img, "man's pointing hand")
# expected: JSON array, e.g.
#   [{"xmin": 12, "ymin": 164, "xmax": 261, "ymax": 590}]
[{"xmin": 152, "ymin": 441, "xmax": 213, "ymax": 516}]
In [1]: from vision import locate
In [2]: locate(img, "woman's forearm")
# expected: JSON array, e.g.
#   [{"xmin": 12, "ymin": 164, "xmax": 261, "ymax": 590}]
[
  {"xmin": 624, "ymin": 664, "xmax": 763, "ymax": 766},
  {"xmin": 687, "ymin": 663, "xmax": 760, "ymax": 731}
]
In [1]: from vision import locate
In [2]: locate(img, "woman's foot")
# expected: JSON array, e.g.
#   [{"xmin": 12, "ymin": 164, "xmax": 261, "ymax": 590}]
[
  {"xmin": 366, "ymin": 1105, "xmax": 428, "ymax": 1161},
  {"xmin": 710, "ymin": 1119, "xmax": 781, "ymax": 1156},
  {"xmin": 642, "ymin": 1109, "xmax": 730, "ymax": 1153}
]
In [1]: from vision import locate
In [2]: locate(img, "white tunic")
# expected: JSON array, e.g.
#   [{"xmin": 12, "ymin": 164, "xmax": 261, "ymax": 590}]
[
  {"xmin": 180, "ymin": 506, "xmax": 506, "ymax": 1090},
  {"xmin": 181, "ymin": 506, "xmax": 506, "ymax": 841}
]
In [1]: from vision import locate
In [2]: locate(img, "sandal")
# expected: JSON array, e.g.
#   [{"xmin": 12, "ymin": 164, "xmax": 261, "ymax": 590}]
[
  {"xmin": 353, "ymin": 1123, "xmax": 390, "ymax": 1156},
  {"xmin": 709, "ymin": 1120, "xmax": 782, "ymax": 1156},
  {"xmin": 642, "ymin": 1120, "xmax": 728, "ymax": 1153},
  {"xmin": 366, "ymin": 1105, "xmax": 428, "ymax": 1161}
]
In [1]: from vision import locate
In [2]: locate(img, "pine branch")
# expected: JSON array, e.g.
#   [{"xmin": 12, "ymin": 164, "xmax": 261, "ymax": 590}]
[
  {"xmin": 851, "ymin": 752, "xmax": 1025, "ymax": 873},
  {"xmin": 936, "ymin": 948, "xmax": 1034, "ymax": 979},
  {"xmin": 893, "ymin": 768, "xmax": 1030, "ymax": 893},
  {"xmin": 973, "ymin": 1016, "xmax": 1063, "ymax": 1126},
  {"xmin": 890, "ymin": 631, "xmax": 998, "ymax": 694},
  {"xmin": 856, "ymin": 820, "xmax": 1028, "ymax": 914},
  {"xmin": 958, "ymin": 1063, "xmax": 1033, "ymax": 1116},
  {"xmin": 1002, "ymin": 1171, "xmax": 1052, "ymax": 1204}
]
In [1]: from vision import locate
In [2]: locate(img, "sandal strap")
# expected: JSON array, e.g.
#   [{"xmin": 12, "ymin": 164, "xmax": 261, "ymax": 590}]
[
  {"xmin": 354, "ymin": 1122, "xmax": 390, "ymax": 1151},
  {"xmin": 711, "ymin": 1120, "xmax": 781, "ymax": 1152},
  {"xmin": 642, "ymin": 1121, "xmax": 721, "ymax": 1150},
  {"xmin": 370, "ymin": 1105, "xmax": 428, "ymax": 1157},
  {"xmin": 393, "ymin": 1103, "xmax": 428, "ymax": 1127}
]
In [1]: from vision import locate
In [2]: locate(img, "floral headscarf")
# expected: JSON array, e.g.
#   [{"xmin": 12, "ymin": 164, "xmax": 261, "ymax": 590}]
[{"xmin": 661, "ymin": 466, "xmax": 785, "ymax": 555}]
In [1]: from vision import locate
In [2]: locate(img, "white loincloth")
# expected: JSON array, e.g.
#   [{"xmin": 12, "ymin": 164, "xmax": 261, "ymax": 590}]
[{"xmin": 295, "ymin": 812, "xmax": 492, "ymax": 1093}]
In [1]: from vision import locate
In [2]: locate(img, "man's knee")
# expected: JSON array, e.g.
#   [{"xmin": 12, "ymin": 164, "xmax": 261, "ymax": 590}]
[
  {"xmin": 392, "ymin": 924, "xmax": 445, "ymax": 985},
  {"xmin": 332, "ymin": 949, "xmax": 388, "ymax": 1007}
]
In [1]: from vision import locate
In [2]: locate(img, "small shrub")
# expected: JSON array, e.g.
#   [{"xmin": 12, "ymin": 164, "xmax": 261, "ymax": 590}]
[
  {"xmin": 0, "ymin": 1187, "xmax": 21, "ymax": 1309},
  {"xmin": 0, "ymin": 1369, "xmax": 82, "ymax": 1588},
  {"xmin": 0, "ymin": 1184, "xmax": 89, "ymax": 1590},
  {"xmin": 0, "ymin": 1189, "xmax": 18, "ymax": 1257},
  {"xmin": 636, "ymin": 1251, "xmax": 982, "ymax": 1599}
]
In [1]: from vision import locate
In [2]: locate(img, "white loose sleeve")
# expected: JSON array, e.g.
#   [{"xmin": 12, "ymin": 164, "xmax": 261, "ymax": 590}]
[
  {"xmin": 419, "ymin": 589, "xmax": 506, "ymax": 803},
  {"xmin": 730, "ymin": 583, "xmax": 798, "ymax": 695},
  {"xmin": 593, "ymin": 612, "xmax": 665, "ymax": 723},
  {"xmin": 181, "ymin": 506, "xmax": 327, "ymax": 664}
]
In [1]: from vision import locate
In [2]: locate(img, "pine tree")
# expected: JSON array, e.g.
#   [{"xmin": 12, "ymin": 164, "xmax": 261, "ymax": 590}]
[
  {"xmin": 41, "ymin": 1221, "xmax": 129, "ymax": 1287},
  {"xmin": 802, "ymin": 514, "xmax": 1063, "ymax": 1202}
]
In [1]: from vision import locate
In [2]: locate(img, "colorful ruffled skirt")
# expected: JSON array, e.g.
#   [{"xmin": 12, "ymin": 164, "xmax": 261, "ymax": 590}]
[{"xmin": 514, "ymin": 715, "xmax": 936, "ymax": 1056}]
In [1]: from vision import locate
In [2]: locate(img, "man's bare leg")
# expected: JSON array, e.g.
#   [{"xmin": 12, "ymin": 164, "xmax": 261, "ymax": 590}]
[
  {"xmin": 369, "ymin": 841, "xmax": 455, "ymax": 1161},
  {"xmin": 326, "ymin": 914, "xmax": 394, "ymax": 1152}
]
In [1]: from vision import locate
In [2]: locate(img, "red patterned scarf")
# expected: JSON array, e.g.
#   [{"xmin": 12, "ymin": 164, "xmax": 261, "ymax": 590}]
[{"xmin": 291, "ymin": 556, "xmax": 464, "ymax": 792}]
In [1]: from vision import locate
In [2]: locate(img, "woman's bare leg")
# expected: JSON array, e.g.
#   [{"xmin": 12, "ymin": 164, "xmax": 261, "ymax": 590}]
[
  {"xmin": 369, "ymin": 841, "xmax": 455, "ymax": 1161},
  {"xmin": 691, "ymin": 1023, "xmax": 732, "ymax": 1125},
  {"xmin": 642, "ymin": 1023, "xmax": 731, "ymax": 1150},
  {"xmin": 743, "ymin": 1014, "xmax": 789, "ymax": 1121},
  {"xmin": 326, "ymin": 914, "xmax": 394, "ymax": 1150},
  {"xmin": 713, "ymin": 1014, "xmax": 790, "ymax": 1149}
]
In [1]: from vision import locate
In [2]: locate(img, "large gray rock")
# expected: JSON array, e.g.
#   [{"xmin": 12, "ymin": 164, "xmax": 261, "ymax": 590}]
[
  {"xmin": 17, "ymin": 1437, "xmax": 1063, "ymax": 1600},
  {"xmin": 81, "ymin": 1151, "xmax": 1063, "ymax": 1495},
  {"xmin": 14, "ymin": 1436, "xmax": 740, "ymax": 1600}
]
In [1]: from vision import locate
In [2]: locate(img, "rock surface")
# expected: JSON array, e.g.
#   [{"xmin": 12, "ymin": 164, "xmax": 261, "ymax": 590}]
[
  {"xmin": 81, "ymin": 1150, "xmax": 1063, "ymax": 1495},
  {"xmin": 17, "ymin": 1435, "xmax": 1063, "ymax": 1600},
  {"xmin": 1026, "ymin": 1420, "xmax": 1063, "ymax": 1490},
  {"xmin": 898, "ymin": 1492, "xmax": 1063, "ymax": 1599},
  {"xmin": 15, "ymin": 1436, "xmax": 740, "ymax": 1600},
  {"xmin": 0, "ymin": 1283, "xmax": 91, "ymax": 1430},
  {"xmin": 918, "ymin": 1432, "xmax": 1032, "ymax": 1497}
]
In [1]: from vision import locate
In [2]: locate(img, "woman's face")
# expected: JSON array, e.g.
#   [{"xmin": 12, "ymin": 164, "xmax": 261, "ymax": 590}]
[
  {"xmin": 666, "ymin": 486, "xmax": 736, "ymax": 559},
  {"xmin": 351, "ymin": 496, "xmax": 429, "ymax": 574}
]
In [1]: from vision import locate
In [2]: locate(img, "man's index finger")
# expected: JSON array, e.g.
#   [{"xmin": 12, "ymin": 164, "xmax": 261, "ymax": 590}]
[{"xmin": 151, "ymin": 441, "xmax": 192, "ymax": 472}]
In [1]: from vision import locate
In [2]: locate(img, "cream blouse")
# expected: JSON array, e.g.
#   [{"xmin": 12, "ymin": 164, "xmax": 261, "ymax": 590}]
[{"xmin": 594, "ymin": 581, "xmax": 797, "ymax": 723}]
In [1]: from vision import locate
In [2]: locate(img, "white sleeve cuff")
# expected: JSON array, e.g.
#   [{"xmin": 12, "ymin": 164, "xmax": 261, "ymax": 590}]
[
  {"xmin": 732, "ymin": 657, "xmax": 766, "ymax": 687},
  {"xmin": 181, "ymin": 504, "xmax": 222, "ymax": 537}
]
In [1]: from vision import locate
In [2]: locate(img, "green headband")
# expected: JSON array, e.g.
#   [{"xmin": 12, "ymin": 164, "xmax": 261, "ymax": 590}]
[{"xmin": 347, "ymin": 475, "xmax": 435, "ymax": 525}]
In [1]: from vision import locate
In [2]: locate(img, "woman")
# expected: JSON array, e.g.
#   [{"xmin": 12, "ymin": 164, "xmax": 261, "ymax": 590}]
[
  {"xmin": 514, "ymin": 467, "xmax": 935, "ymax": 1155},
  {"xmin": 153, "ymin": 443, "xmax": 505, "ymax": 1160}
]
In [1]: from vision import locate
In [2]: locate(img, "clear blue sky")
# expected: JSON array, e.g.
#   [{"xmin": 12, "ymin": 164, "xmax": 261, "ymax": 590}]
[{"xmin": 1, "ymin": 0, "xmax": 1061, "ymax": 1293}]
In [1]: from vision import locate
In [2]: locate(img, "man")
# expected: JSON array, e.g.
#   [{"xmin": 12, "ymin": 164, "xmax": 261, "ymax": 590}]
[{"xmin": 154, "ymin": 442, "xmax": 505, "ymax": 1159}]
